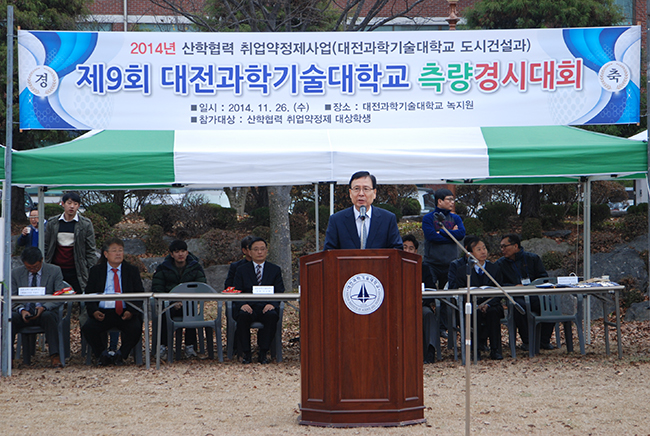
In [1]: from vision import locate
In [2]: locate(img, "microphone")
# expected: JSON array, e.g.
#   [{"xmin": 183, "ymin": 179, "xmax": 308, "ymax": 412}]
[
  {"xmin": 434, "ymin": 211, "xmax": 446, "ymax": 222},
  {"xmin": 360, "ymin": 205, "xmax": 367, "ymax": 220}
]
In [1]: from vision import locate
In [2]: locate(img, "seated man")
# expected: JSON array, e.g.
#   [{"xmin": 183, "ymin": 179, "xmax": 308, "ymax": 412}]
[
  {"xmin": 233, "ymin": 237, "xmax": 285, "ymax": 364},
  {"xmin": 497, "ymin": 233, "xmax": 554, "ymax": 351},
  {"xmin": 152, "ymin": 239, "xmax": 207, "ymax": 358},
  {"xmin": 81, "ymin": 238, "xmax": 144, "ymax": 366},
  {"xmin": 448, "ymin": 235, "xmax": 504, "ymax": 360},
  {"xmin": 11, "ymin": 247, "xmax": 66, "ymax": 368},
  {"xmin": 224, "ymin": 235, "xmax": 254, "ymax": 289},
  {"xmin": 402, "ymin": 234, "xmax": 436, "ymax": 364}
]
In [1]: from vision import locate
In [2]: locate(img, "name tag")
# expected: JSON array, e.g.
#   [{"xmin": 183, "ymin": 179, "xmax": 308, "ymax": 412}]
[
  {"xmin": 521, "ymin": 278, "xmax": 531, "ymax": 285},
  {"xmin": 557, "ymin": 276, "xmax": 578, "ymax": 285},
  {"xmin": 253, "ymin": 286, "xmax": 274, "ymax": 295},
  {"xmin": 103, "ymin": 300, "xmax": 116, "ymax": 309},
  {"xmin": 18, "ymin": 287, "xmax": 45, "ymax": 296}
]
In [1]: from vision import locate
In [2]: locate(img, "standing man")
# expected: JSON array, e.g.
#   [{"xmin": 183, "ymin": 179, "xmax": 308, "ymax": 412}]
[
  {"xmin": 233, "ymin": 237, "xmax": 284, "ymax": 364},
  {"xmin": 152, "ymin": 239, "xmax": 207, "ymax": 358},
  {"xmin": 448, "ymin": 236, "xmax": 504, "ymax": 360},
  {"xmin": 17, "ymin": 209, "xmax": 43, "ymax": 248},
  {"xmin": 224, "ymin": 235, "xmax": 254, "ymax": 289},
  {"xmin": 422, "ymin": 188, "xmax": 465, "ymax": 289},
  {"xmin": 11, "ymin": 247, "xmax": 66, "ymax": 368},
  {"xmin": 497, "ymin": 233, "xmax": 553, "ymax": 351},
  {"xmin": 82, "ymin": 238, "xmax": 144, "ymax": 366},
  {"xmin": 324, "ymin": 171, "xmax": 402, "ymax": 250},
  {"xmin": 44, "ymin": 192, "xmax": 97, "ymax": 294}
]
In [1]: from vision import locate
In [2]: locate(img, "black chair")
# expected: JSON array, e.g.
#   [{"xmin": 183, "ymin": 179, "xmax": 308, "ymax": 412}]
[
  {"xmin": 226, "ymin": 301, "xmax": 284, "ymax": 363},
  {"xmin": 16, "ymin": 302, "xmax": 71, "ymax": 367}
]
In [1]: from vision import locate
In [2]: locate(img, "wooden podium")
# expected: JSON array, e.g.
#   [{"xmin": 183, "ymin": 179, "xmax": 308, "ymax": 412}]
[{"xmin": 299, "ymin": 249, "xmax": 424, "ymax": 427}]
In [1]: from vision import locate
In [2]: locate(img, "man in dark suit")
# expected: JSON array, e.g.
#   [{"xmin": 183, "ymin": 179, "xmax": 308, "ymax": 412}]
[
  {"xmin": 448, "ymin": 235, "xmax": 504, "ymax": 360},
  {"xmin": 11, "ymin": 247, "xmax": 66, "ymax": 368},
  {"xmin": 233, "ymin": 237, "xmax": 285, "ymax": 364},
  {"xmin": 223, "ymin": 235, "xmax": 254, "ymax": 289},
  {"xmin": 81, "ymin": 237, "xmax": 144, "ymax": 366},
  {"xmin": 324, "ymin": 171, "xmax": 402, "ymax": 250}
]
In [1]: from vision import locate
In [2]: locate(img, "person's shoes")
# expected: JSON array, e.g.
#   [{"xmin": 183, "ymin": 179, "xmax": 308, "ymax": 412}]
[
  {"xmin": 241, "ymin": 354, "xmax": 252, "ymax": 364},
  {"xmin": 50, "ymin": 354, "xmax": 62, "ymax": 368},
  {"xmin": 98, "ymin": 350, "xmax": 112, "ymax": 366},
  {"xmin": 479, "ymin": 341, "xmax": 490, "ymax": 353},
  {"xmin": 258, "ymin": 350, "xmax": 270, "ymax": 364},
  {"xmin": 185, "ymin": 345, "xmax": 198, "ymax": 358},
  {"xmin": 440, "ymin": 330, "xmax": 449, "ymax": 339},
  {"xmin": 519, "ymin": 343, "xmax": 529, "ymax": 351},
  {"xmin": 540, "ymin": 343, "xmax": 556, "ymax": 350},
  {"xmin": 113, "ymin": 351, "xmax": 124, "ymax": 366},
  {"xmin": 490, "ymin": 350, "xmax": 504, "ymax": 360}
]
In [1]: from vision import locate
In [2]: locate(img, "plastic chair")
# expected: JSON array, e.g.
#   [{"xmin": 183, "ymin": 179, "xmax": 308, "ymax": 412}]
[
  {"xmin": 166, "ymin": 282, "xmax": 223, "ymax": 363},
  {"xmin": 16, "ymin": 301, "xmax": 71, "ymax": 367},
  {"xmin": 525, "ymin": 294, "xmax": 585, "ymax": 356},
  {"xmin": 226, "ymin": 301, "xmax": 284, "ymax": 363}
]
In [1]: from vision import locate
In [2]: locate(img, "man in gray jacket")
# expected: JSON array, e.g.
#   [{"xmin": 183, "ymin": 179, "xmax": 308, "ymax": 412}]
[
  {"xmin": 44, "ymin": 192, "xmax": 97, "ymax": 294},
  {"xmin": 12, "ymin": 247, "xmax": 66, "ymax": 367}
]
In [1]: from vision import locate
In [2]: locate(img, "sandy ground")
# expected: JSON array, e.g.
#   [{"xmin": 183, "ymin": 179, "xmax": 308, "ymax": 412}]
[{"xmin": 2, "ymin": 307, "xmax": 650, "ymax": 436}]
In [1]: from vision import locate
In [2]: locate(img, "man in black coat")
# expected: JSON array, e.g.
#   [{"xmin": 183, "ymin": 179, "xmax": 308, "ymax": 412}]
[
  {"xmin": 448, "ymin": 235, "xmax": 504, "ymax": 360},
  {"xmin": 224, "ymin": 235, "xmax": 254, "ymax": 290},
  {"xmin": 497, "ymin": 233, "xmax": 553, "ymax": 351},
  {"xmin": 233, "ymin": 237, "xmax": 285, "ymax": 364},
  {"xmin": 82, "ymin": 237, "xmax": 144, "ymax": 365}
]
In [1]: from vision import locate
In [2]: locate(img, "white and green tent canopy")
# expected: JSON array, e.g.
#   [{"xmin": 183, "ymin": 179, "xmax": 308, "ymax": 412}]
[{"xmin": 6, "ymin": 125, "xmax": 647, "ymax": 189}]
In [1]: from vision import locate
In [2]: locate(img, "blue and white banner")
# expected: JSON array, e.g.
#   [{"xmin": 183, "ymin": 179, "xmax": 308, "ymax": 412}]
[{"xmin": 18, "ymin": 26, "xmax": 640, "ymax": 130}]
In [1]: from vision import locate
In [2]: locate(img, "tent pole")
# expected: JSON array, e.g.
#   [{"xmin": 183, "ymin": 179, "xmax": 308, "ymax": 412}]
[
  {"xmin": 646, "ymin": 0, "xmax": 650, "ymax": 310},
  {"xmin": 329, "ymin": 183, "xmax": 334, "ymax": 217},
  {"xmin": 583, "ymin": 177, "xmax": 592, "ymax": 344},
  {"xmin": 2, "ymin": 5, "xmax": 14, "ymax": 377},
  {"xmin": 314, "ymin": 183, "xmax": 319, "ymax": 251},
  {"xmin": 38, "ymin": 187, "xmax": 45, "ymax": 255}
]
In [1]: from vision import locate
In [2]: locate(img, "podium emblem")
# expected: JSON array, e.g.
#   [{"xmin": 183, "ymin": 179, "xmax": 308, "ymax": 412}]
[{"xmin": 342, "ymin": 273, "xmax": 385, "ymax": 315}]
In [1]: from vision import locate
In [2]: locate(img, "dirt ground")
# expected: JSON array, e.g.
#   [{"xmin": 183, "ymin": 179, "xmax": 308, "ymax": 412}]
[{"xmin": 2, "ymin": 306, "xmax": 650, "ymax": 436}]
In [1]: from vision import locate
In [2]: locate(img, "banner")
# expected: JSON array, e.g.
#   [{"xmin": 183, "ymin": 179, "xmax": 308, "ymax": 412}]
[{"xmin": 18, "ymin": 26, "xmax": 640, "ymax": 130}]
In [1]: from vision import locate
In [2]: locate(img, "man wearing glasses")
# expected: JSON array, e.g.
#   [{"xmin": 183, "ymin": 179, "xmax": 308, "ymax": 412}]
[
  {"xmin": 497, "ymin": 233, "xmax": 552, "ymax": 351},
  {"xmin": 82, "ymin": 238, "xmax": 144, "ymax": 366},
  {"xmin": 422, "ymin": 188, "xmax": 466, "ymax": 290},
  {"xmin": 324, "ymin": 171, "xmax": 402, "ymax": 250}
]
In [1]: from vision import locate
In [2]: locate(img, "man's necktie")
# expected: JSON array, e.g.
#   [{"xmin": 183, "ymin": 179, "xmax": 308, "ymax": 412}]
[
  {"xmin": 360, "ymin": 218, "xmax": 368, "ymax": 249},
  {"xmin": 256, "ymin": 264, "xmax": 262, "ymax": 285},
  {"xmin": 112, "ymin": 268, "xmax": 123, "ymax": 315},
  {"xmin": 26, "ymin": 273, "xmax": 36, "ymax": 315}
]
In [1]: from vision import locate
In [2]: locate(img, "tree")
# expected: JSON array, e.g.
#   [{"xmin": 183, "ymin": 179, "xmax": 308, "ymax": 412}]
[
  {"xmin": 0, "ymin": 1, "xmax": 89, "ymax": 220},
  {"xmin": 145, "ymin": 0, "xmax": 431, "ymax": 284},
  {"xmin": 463, "ymin": 0, "xmax": 624, "ymax": 219},
  {"xmin": 149, "ymin": 0, "xmax": 431, "ymax": 32},
  {"xmin": 463, "ymin": 0, "xmax": 623, "ymax": 30}
]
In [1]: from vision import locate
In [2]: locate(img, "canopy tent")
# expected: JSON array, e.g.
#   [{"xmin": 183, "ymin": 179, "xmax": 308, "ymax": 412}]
[
  {"xmin": 6, "ymin": 126, "xmax": 648, "ymax": 189},
  {"xmin": 629, "ymin": 130, "xmax": 648, "ymax": 141}
]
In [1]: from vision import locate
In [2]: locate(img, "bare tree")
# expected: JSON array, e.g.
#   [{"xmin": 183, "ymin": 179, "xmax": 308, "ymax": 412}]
[
  {"xmin": 224, "ymin": 187, "xmax": 249, "ymax": 217},
  {"xmin": 148, "ymin": 0, "xmax": 431, "ymax": 32},
  {"xmin": 146, "ymin": 0, "xmax": 429, "ymax": 289}
]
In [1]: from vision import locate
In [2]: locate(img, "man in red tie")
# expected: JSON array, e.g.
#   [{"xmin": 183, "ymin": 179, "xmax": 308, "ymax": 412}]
[{"xmin": 82, "ymin": 238, "xmax": 144, "ymax": 366}]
